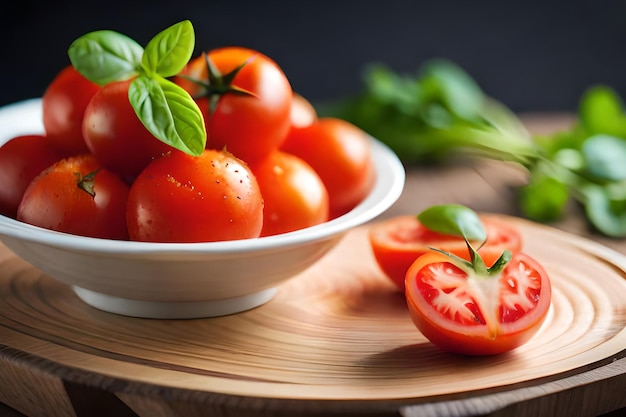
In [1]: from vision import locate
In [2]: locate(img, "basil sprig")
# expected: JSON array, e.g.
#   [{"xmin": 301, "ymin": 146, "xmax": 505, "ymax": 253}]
[{"xmin": 68, "ymin": 20, "xmax": 206, "ymax": 156}]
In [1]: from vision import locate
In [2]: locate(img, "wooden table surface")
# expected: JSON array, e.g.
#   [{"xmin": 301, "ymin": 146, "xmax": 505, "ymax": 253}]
[{"xmin": 1, "ymin": 114, "xmax": 625, "ymax": 417}]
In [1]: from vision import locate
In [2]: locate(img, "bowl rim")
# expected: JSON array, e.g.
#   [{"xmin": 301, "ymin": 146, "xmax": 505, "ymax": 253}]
[{"xmin": 0, "ymin": 98, "xmax": 406, "ymax": 255}]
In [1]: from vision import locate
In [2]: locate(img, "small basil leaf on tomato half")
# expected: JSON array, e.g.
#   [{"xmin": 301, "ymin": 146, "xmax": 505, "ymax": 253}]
[
  {"xmin": 68, "ymin": 30, "xmax": 143, "ymax": 85},
  {"xmin": 142, "ymin": 20, "xmax": 195, "ymax": 78},
  {"xmin": 417, "ymin": 204, "xmax": 487, "ymax": 242},
  {"xmin": 129, "ymin": 75, "xmax": 206, "ymax": 156}
]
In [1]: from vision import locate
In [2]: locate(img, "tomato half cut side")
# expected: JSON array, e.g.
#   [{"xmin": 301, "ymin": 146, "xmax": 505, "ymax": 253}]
[
  {"xmin": 369, "ymin": 215, "xmax": 523, "ymax": 291},
  {"xmin": 405, "ymin": 251, "xmax": 552, "ymax": 355}
]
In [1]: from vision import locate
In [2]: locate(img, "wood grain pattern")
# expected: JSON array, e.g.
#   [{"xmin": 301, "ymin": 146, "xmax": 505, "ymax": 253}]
[{"xmin": 0, "ymin": 214, "xmax": 625, "ymax": 416}]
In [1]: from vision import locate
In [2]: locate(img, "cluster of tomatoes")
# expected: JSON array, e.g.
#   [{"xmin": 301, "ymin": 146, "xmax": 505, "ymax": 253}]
[
  {"xmin": 0, "ymin": 20, "xmax": 551, "ymax": 357},
  {"xmin": 368, "ymin": 214, "xmax": 552, "ymax": 355},
  {"xmin": 0, "ymin": 47, "xmax": 375, "ymax": 242}
]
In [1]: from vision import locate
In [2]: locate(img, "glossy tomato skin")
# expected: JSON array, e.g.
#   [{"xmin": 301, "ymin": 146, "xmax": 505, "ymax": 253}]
[
  {"xmin": 127, "ymin": 149, "xmax": 264, "ymax": 243},
  {"xmin": 0, "ymin": 134, "xmax": 64, "ymax": 218},
  {"xmin": 289, "ymin": 93, "xmax": 317, "ymax": 129},
  {"xmin": 369, "ymin": 215, "xmax": 523, "ymax": 291},
  {"xmin": 281, "ymin": 117, "xmax": 375, "ymax": 219},
  {"xmin": 82, "ymin": 79, "xmax": 172, "ymax": 182},
  {"xmin": 42, "ymin": 65, "xmax": 101, "ymax": 155},
  {"xmin": 405, "ymin": 251, "xmax": 551, "ymax": 355},
  {"xmin": 250, "ymin": 150, "xmax": 329, "ymax": 237},
  {"xmin": 176, "ymin": 47, "xmax": 293, "ymax": 165},
  {"xmin": 17, "ymin": 154, "xmax": 130, "ymax": 240}
]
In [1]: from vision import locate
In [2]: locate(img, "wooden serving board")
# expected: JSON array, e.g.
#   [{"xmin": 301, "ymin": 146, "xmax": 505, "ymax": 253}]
[{"xmin": 1, "ymin": 215, "xmax": 625, "ymax": 417}]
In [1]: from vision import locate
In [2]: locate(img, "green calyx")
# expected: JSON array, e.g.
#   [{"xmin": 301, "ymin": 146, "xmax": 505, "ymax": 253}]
[
  {"xmin": 417, "ymin": 204, "xmax": 512, "ymax": 277},
  {"xmin": 180, "ymin": 52, "xmax": 257, "ymax": 116},
  {"xmin": 68, "ymin": 20, "xmax": 206, "ymax": 156},
  {"xmin": 431, "ymin": 243, "xmax": 512, "ymax": 280},
  {"xmin": 75, "ymin": 169, "xmax": 100, "ymax": 197}
]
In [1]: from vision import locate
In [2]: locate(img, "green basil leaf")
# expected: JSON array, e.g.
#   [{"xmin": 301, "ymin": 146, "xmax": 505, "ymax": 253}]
[
  {"xmin": 553, "ymin": 148, "xmax": 585, "ymax": 172},
  {"xmin": 417, "ymin": 204, "xmax": 487, "ymax": 241},
  {"xmin": 582, "ymin": 134, "xmax": 626, "ymax": 181},
  {"xmin": 579, "ymin": 85, "xmax": 626, "ymax": 137},
  {"xmin": 582, "ymin": 184, "xmax": 626, "ymax": 237},
  {"xmin": 519, "ymin": 175, "xmax": 569, "ymax": 222},
  {"xmin": 68, "ymin": 30, "xmax": 143, "ymax": 85},
  {"xmin": 418, "ymin": 59, "xmax": 484, "ymax": 122},
  {"xmin": 142, "ymin": 20, "xmax": 195, "ymax": 78},
  {"xmin": 129, "ymin": 75, "xmax": 206, "ymax": 156},
  {"xmin": 365, "ymin": 64, "xmax": 419, "ymax": 113}
]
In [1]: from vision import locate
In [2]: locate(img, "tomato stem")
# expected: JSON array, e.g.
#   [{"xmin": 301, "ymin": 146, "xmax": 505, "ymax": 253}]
[
  {"xmin": 431, "ymin": 239, "xmax": 511, "ymax": 280},
  {"xmin": 74, "ymin": 169, "xmax": 100, "ymax": 197},
  {"xmin": 419, "ymin": 204, "xmax": 512, "ymax": 278},
  {"xmin": 181, "ymin": 52, "xmax": 258, "ymax": 116}
]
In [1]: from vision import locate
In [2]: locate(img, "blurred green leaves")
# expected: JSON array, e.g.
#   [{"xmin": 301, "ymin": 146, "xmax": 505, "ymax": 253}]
[
  {"xmin": 320, "ymin": 59, "xmax": 537, "ymax": 165},
  {"xmin": 321, "ymin": 60, "xmax": 626, "ymax": 238},
  {"xmin": 527, "ymin": 86, "xmax": 626, "ymax": 237}
]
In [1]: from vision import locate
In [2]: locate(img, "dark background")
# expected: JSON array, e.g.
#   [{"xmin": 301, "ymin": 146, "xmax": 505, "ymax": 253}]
[{"xmin": 2, "ymin": 0, "xmax": 626, "ymax": 113}]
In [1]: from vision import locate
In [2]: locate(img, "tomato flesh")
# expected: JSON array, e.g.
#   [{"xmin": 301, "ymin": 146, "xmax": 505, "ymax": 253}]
[
  {"xmin": 405, "ymin": 251, "xmax": 551, "ymax": 355},
  {"xmin": 369, "ymin": 215, "xmax": 523, "ymax": 291}
]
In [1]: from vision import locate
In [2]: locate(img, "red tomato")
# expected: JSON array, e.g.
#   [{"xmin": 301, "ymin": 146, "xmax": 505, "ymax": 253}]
[
  {"xmin": 42, "ymin": 65, "xmax": 101, "ymax": 155},
  {"xmin": 280, "ymin": 117, "xmax": 375, "ymax": 219},
  {"xmin": 17, "ymin": 154, "xmax": 130, "ymax": 240},
  {"xmin": 82, "ymin": 79, "xmax": 172, "ymax": 182},
  {"xmin": 369, "ymin": 215, "xmax": 523, "ymax": 291},
  {"xmin": 0, "ymin": 134, "xmax": 64, "ymax": 218},
  {"xmin": 289, "ymin": 93, "xmax": 317, "ymax": 129},
  {"xmin": 405, "ymin": 250, "xmax": 551, "ymax": 355},
  {"xmin": 250, "ymin": 150, "xmax": 329, "ymax": 236},
  {"xmin": 175, "ymin": 47, "xmax": 293, "ymax": 164},
  {"xmin": 126, "ymin": 149, "xmax": 264, "ymax": 243}
]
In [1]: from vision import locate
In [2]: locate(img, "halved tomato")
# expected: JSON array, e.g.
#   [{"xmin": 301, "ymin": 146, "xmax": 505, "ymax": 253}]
[
  {"xmin": 369, "ymin": 215, "xmax": 523, "ymax": 291},
  {"xmin": 405, "ymin": 250, "xmax": 551, "ymax": 355}
]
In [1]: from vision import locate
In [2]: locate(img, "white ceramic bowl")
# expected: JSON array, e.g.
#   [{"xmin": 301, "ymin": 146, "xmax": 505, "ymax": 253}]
[{"xmin": 0, "ymin": 99, "xmax": 405, "ymax": 319}]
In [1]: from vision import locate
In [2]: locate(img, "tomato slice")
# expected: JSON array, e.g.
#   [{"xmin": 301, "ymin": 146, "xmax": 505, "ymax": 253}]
[
  {"xmin": 405, "ymin": 251, "xmax": 552, "ymax": 355},
  {"xmin": 369, "ymin": 215, "xmax": 523, "ymax": 291}
]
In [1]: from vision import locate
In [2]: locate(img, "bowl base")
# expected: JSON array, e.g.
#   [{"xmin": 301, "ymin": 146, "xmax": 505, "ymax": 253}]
[{"xmin": 72, "ymin": 287, "xmax": 278, "ymax": 319}]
